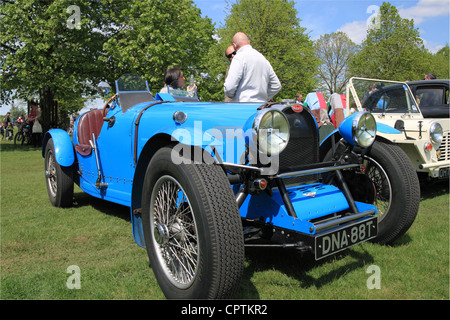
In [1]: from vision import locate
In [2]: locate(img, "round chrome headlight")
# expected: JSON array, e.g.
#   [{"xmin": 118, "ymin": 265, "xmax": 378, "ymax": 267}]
[
  {"xmin": 253, "ymin": 109, "xmax": 290, "ymax": 156},
  {"xmin": 352, "ymin": 112, "xmax": 376, "ymax": 148},
  {"xmin": 430, "ymin": 122, "xmax": 443, "ymax": 145}
]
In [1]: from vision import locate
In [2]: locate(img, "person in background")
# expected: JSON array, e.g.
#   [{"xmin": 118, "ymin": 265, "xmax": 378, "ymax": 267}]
[
  {"xmin": 224, "ymin": 45, "xmax": 236, "ymax": 102},
  {"xmin": 160, "ymin": 67, "xmax": 186, "ymax": 93},
  {"xmin": 296, "ymin": 93, "xmax": 303, "ymax": 104},
  {"xmin": 2, "ymin": 112, "xmax": 13, "ymax": 140},
  {"xmin": 424, "ymin": 72, "xmax": 436, "ymax": 80},
  {"xmin": 225, "ymin": 45, "xmax": 236, "ymax": 63},
  {"xmin": 160, "ymin": 67, "xmax": 197, "ymax": 95},
  {"xmin": 224, "ymin": 32, "xmax": 281, "ymax": 103},
  {"xmin": 27, "ymin": 101, "xmax": 42, "ymax": 147}
]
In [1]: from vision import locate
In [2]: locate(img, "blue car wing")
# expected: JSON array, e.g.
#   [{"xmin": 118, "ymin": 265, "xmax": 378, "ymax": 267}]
[{"xmin": 42, "ymin": 129, "xmax": 75, "ymax": 167}]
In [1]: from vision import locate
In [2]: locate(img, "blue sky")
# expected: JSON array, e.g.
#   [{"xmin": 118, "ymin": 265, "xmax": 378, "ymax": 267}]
[{"xmin": 193, "ymin": 0, "xmax": 449, "ymax": 53}]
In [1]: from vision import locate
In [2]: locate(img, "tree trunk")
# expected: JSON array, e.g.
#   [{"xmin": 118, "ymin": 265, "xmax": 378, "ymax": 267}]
[{"xmin": 39, "ymin": 86, "xmax": 58, "ymax": 133}]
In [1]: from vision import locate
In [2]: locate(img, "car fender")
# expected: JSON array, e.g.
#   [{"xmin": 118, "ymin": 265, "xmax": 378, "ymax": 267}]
[
  {"xmin": 153, "ymin": 124, "xmax": 222, "ymax": 152},
  {"xmin": 319, "ymin": 121, "xmax": 402, "ymax": 160},
  {"xmin": 376, "ymin": 122, "xmax": 401, "ymax": 134},
  {"xmin": 42, "ymin": 129, "xmax": 75, "ymax": 167},
  {"xmin": 130, "ymin": 125, "xmax": 221, "ymax": 249}
]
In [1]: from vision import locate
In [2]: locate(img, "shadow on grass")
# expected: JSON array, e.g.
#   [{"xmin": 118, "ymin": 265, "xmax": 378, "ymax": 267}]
[
  {"xmin": 420, "ymin": 179, "xmax": 449, "ymax": 200},
  {"xmin": 72, "ymin": 191, "xmax": 131, "ymax": 222},
  {"xmin": 238, "ymin": 245, "xmax": 374, "ymax": 299},
  {"xmin": 0, "ymin": 141, "xmax": 41, "ymax": 152}
]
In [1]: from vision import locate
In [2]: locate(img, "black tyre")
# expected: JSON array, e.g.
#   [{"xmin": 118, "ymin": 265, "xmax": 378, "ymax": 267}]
[
  {"xmin": 364, "ymin": 141, "xmax": 420, "ymax": 244},
  {"xmin": 44, "ymin": 138, "xmax": 74, "ymax": 207},
  {"xmin": 141, "ymin": 146, "xmax": 244, "ymax": 299},
  {"xmin": 324, "ymin": 139, "xmax": 420, "ymax": 245},
  {"xmin": 14, "ymin": 132, "xmax": 23, "ymax": 145},
  {"xmin": 361, "ymin": 140, "xmax": 420, "ymax": 244}
]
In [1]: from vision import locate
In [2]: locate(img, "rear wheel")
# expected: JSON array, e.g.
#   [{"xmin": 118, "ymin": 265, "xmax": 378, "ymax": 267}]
[
  {"xmin": 44, "ymin": 138, "xmax": 74, "ymax": 207},
  {"xmin": 141, "ymin": 146, "xmax": 244, "ymax": 299}
]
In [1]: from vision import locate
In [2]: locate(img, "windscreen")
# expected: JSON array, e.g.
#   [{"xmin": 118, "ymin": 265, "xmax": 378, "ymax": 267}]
[
  {"xmin": 116, "ymin": 74, "xmax": 149, "ymax": 92},
  {"xmin": 349, "ymin": 79, "xmax": 420, "ymax": 114},
  {"xmin": 115, "ymin": 74, "xmax": 154, "ymax": 111}
]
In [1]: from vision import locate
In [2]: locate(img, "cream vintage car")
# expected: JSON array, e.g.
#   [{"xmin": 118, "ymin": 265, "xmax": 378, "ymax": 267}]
[{"xmin": 344, "ymin": 77, "xmax": 450, "ymax": 181}]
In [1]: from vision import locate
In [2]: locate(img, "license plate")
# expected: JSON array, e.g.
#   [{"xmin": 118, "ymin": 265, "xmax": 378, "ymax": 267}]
[
  {"xmin": 439, "ymin": 167, "xmax": 449, "ymax": 179},
  {"xmin": 315, "ymin": 217, "xmax": 377, "ymax": 260}
]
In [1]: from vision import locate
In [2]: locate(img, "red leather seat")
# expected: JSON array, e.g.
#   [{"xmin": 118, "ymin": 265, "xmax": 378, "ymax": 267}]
[{"xmin": 75, "ymin": 109, "xmax": 104, "ymax": 156}]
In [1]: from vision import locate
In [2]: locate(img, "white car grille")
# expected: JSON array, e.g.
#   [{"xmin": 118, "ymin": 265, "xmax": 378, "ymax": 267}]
[{"xmin": 438, "ymin": 132, "xmax": 450, "ymax": 161}]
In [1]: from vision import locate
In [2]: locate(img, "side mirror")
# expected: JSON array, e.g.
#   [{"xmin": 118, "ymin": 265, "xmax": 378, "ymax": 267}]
[
  {"xmin": 97, "ymin": 81, "xmax": 111, "ymax": 96},
  {"xmin": 394, "ymin": 120, "xmax": 405, "ymax": 130}
]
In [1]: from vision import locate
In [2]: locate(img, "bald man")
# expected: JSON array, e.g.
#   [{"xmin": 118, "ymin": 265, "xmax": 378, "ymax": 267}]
[{"xmin": 224, "ymin": 32, "xmax": 281, "ymax": 103}]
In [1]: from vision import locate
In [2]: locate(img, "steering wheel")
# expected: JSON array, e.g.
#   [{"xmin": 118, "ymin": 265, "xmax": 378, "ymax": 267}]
[{"xmin": 102, "ymin": 94, "xmax": 116, "ymax": 118}]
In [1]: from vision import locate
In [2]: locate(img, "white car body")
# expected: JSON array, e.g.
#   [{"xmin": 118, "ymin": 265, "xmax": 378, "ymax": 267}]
[{"xmin": 345, "ymin": 77, "xmax": 450, "ymax": 180}]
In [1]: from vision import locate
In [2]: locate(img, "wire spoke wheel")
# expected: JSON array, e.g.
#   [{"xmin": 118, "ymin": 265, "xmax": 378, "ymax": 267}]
[
  {"xmin": 44, "ymin": 138, "xmax": 74, "ymax": 207},
  {"xmin": 362, "ymin": 155, "xmax": 392, "ymax": 223},
  {"xmin": 150, "ymin": 175, "xmax": 199, "ymax": 288},
  {"xmin": 142, "ymin": 146, "xmax": 244, "ymax": 299},
  {"xmin": 46, "ymin": 148, "xmax": 58, "ymax": 198}
]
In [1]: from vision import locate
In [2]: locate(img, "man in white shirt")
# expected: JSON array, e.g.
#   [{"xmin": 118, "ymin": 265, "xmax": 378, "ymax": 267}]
[{"xmin": 224, "ymin": 32, "xmax": 281, "ymax": 103}]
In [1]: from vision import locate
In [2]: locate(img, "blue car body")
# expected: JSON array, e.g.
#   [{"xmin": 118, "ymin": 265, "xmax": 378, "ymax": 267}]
[
  {"xmin": 43, "ymin": 75, "xmax": 389, "ymax": 298},
  {"xmin": 43, "ymin": 75, "xmax": 379, "ymax": 253}
]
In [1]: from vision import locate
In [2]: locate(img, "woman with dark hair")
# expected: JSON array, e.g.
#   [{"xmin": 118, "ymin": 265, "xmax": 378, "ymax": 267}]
[{"xmin": 160, "ymin": 67, "xmax": 185, "ymax": 93}]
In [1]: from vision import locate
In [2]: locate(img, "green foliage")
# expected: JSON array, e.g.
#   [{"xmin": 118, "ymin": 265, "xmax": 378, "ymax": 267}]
[
  {"xmin": 101, "ymin": 0, "xmax": 216, "ymax": 94},
  {"xmin": 0, "ymin": 0, "xmax": 117, "ymax": 127},
  {"xmin": 0, "ymin": 0, "xmax": 110, "ymax": 102},
  {"xmin": 349, "ymin": 2, "xmax": 429, "ymax": 81},
  {"xmin": 0, "ymin": 0, "xmax": 215, "ymax": 122},
  {"xmin": 429, "ymin": 45, "xmax": 450, "ymax": 79},
  {"xmin": 0, "ymin": 0, "xmax": 446, "ymax": 118}
]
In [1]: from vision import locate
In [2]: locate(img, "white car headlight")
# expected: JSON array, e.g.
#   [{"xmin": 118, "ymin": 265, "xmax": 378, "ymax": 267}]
[
  {"xmin": 430, "ymin": 122, "xmax": 443, "ymax": 145},
  {"xmin": 253, "ymin": 109, "xmax": 290, "ymax": 156},
  {"xmin": 352, "ymin": 112, "xmax": 376, "ymax": 148}
]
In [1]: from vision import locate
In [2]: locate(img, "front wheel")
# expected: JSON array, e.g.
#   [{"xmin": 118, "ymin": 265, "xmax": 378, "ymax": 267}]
[
  {"xmin": 141, "ymin": 147, "xmax": 244, "ymax": 299},
  {"xmin": 361, "ymin": 140, "xmax": 420, "ymax": 244},
  {"xmin": 324, "ymin": 139, "xmax": 420, "ymax": 245},
  {"xmin": 44, "ymin": 138, "xmax": 74, "ymax": 207}
]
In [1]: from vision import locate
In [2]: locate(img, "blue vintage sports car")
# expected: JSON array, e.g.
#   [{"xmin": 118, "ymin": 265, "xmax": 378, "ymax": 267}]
[{"xmin": 42, "ymin": 74, "xmax": 418, "ymax": 299}]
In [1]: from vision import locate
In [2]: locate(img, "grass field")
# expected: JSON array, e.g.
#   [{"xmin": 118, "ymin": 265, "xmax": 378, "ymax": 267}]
[{"xmin": 1, "ymin": 137, "xmax": 449, "ymax": 300}]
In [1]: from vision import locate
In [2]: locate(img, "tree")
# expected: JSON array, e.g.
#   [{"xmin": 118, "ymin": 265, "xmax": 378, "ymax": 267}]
[
  {"xmin": 101, "ymin": 0, "xmax": 216, "ymax": 94},
  {"xmin": 349, "ymin": 2, "xmax": 429, "ymax": 81},
  {"xmin": 1, "ymin": 0, "xmax": 216, "ymax": 128},
  {"xmin": 429, "ymin": 45, "xmax": 449, "ymax": 79},
  {"xmin": 315, "ymin": 32, "xmax": 358, "ymax": 95},
  {"xmin": 204, "ymin": 0, "xmax": 319, "ymax": 101},
  {"xmin": 0, "ymin": 0, "xmax": 115, "ymax": 130}
]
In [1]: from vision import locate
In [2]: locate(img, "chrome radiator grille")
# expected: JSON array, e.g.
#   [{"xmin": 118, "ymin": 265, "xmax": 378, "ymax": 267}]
[{"xmin": 279, "ymin": 107, "xmax": 319, "ymax": 184}]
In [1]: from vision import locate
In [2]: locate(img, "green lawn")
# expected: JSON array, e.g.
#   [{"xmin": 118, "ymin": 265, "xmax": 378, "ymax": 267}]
[{"xmin": 1, "ymin": 138, "xmax": 449, "ymax": 300}]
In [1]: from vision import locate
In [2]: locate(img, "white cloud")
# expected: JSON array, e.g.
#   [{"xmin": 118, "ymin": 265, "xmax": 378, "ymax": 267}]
[
  {"xmin": 398, "ymin": 0, "xmax": 450, "ymax": 24},
  {"xmin": 338, "ymin": 20, "xmax": 368, "ymax": 44},
  {"xmin": 337, "ymin": 0, "xmax": 449, "ymax": 50},
  {"xmin": 423, "ymin": 39, "xmax": 446, "ymax": 53}
]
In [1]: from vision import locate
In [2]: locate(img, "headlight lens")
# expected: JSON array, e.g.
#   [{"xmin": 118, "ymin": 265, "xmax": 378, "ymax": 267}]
[
  {"xmin": 253, "ymin": 109, "xmax": 290, "ymax": 156},
  {"xmin": 352, "ymin": 112, "xmax": 376, "ymax": 148},
  {"xmin": 430, "ymin": 122, "xmax": 443, "ymax": 145}
]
